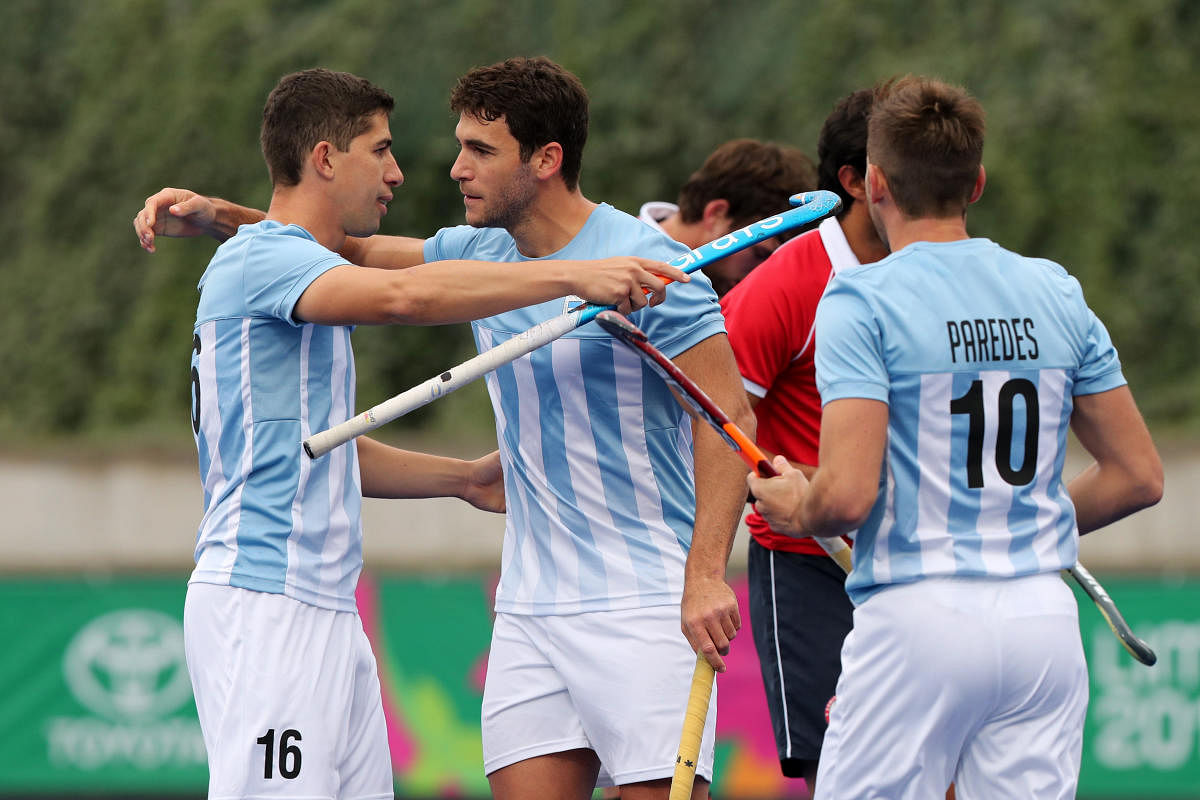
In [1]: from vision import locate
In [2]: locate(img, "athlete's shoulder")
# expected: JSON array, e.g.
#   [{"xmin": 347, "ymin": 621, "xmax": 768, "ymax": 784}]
[
  {"xmin": 587, "ymin": 203, "xmax": 690, "ymax": 259},
  {"xmin": 202, "ymin": 221, "xmax": 315, "ymax": 285},
  {"xmin": 235, "ymin": 219, "xmax": 327, "ymax": 247},
  {"xmin": 595, "ymin": 203, "xmax": 680, "ymax": 240},
  {"xmin": 220, "ymin": 220, "xmax": 340, "ymax": 265},
  {"xmin": 986, "ymin": 241, "xmax": 1086, "ymax": 302},
  {"xmin": 999, "ymin": 242, "xmax": 1072, "ymax": 280},
  {"xmin": 428, "ymin": 223, "xmax": 515, "ymax": 261}
]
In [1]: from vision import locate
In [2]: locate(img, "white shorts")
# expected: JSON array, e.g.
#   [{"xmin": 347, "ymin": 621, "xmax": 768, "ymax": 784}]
[
  {"xmin": 481, "ymin": 605, "xmax": 716, "ymax": 787},
  {"xmin": 815, "ymin": 573, "xmax": 1088, "ymax": 800},
  {"xmin": 183, "ymin": 583, "xmax": 393, "ymax": 800}
]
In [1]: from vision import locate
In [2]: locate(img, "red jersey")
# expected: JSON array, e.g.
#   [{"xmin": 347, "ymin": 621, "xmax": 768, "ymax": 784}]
[{"xmin": 720, "ymin": 217, "xmax": 861, "ymax": 553}]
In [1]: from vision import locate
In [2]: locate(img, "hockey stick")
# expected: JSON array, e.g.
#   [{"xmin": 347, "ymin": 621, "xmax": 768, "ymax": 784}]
[
  {"xmin": 594, "ymin": 309, "xmax": 853, "ymax": 573},
  {"xmin": 1066, "ymin": 562, "xmax": 1156, "ymax": 666},
  {"xmin": 302, "ymin": 190, "xmax": 842, "ymax": 458}
]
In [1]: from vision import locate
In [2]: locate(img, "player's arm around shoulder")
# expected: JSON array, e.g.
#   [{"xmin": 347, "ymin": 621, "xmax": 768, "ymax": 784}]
[
  {"xmin": 674, "ymin": 333, "xmax": 755, "ymax": 672},
  {"xmin": 337, "ymin": 233, "xmax": 428, "ymax": 269},
  {"xmin": 134, "ymin": 188, "xmax": 265, "ymax": 252},
  {"xmin": 293, "ymin": 255, "xmax": 688, "ymax": 327},
  {"xmin": 1068, "ymin": 386, "xmax": 1163, "ymax": 534},
  {"xmin": 357, "ymin": 436, "xmax": 504, "ymax": 512}
]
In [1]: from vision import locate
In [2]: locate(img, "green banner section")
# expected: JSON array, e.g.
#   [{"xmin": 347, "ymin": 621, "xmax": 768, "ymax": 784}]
[
  {"xmin": 0, "ymin": 574, "xmax": 1195, "ymax": 797},
  {"xmin": 1074, "ymin": 578, "xmax": 1200, "ymax": 797},
  {"xmin": 0, "ymin": 577, "xmax": 206, "ymax": 793}
]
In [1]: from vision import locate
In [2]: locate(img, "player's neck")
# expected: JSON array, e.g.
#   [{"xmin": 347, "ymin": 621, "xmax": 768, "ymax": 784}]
[
  {"xmin": 658, "ymin": 215, "xmax": 706, "ymax": 250},
  {"xmin": 266, "ymin": 188, "xmax": 347, "ymax": 252},
  {"xmin": 841, "ymin": 203, "xmax": 890, "ymax": 265},
  {"xmin": 509, "ymin": 185, "xmax": 597, "ymax": 258},
  {"xmin": 885, "ymin": 215, "xmax": 970, "ymax": 253}
]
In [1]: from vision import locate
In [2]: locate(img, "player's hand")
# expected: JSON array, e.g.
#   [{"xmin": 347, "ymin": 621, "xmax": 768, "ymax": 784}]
[
  {"xmin": 681, "ymin": 575, "xmax": 740, "ymax": 673},
  {"xmin": 135, "ymin": 188, "xmax": 216, "ymax": 253},
  {"xmin": 573, "ymin": 257, "xmax": 689, "ymax": 315},
  {"xmin": 461, "ymin": 450, "xmax": 505, "ymax": 513},
  {"xmin": 747, "ymin": 455, "xmax": 810, "ymax": 536}
]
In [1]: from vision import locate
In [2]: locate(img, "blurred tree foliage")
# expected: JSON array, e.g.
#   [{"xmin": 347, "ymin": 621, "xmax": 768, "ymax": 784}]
[{"xmin": 1, "ymin": 0, "xmax": 1196, "ymax": 449}]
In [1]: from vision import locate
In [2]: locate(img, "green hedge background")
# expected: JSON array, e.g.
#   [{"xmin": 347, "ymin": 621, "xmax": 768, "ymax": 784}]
[{"xmin": 2, "ymin": 0, "xmax": 1196, "ymax": 449}]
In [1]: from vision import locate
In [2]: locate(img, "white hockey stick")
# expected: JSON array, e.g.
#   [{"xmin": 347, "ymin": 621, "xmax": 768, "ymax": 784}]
[{"xmin": 303, "ymin": 190, "xmax": 841, "ymax": 458}]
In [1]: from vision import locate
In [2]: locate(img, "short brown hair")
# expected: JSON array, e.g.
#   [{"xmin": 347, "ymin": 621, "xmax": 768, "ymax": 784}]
[
  {"xmin": 450, "ymin": 56, "xmax": 589, "ymax": 191},
  {"xmin": 676, "ymin": 139, "xmax": 817, "ymax": 230},
  {"xmin": 260, "ymin": 68, "xmax": 394, "ymax": 187},
  {"xmin": 867, "ymin": 76, "xmax": 985, "ymax": 218}
]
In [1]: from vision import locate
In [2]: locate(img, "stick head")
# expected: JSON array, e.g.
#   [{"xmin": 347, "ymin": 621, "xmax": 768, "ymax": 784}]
[
  {"xmin": 789, "ymin": 190, "xmax": 843, "ymax": 218},
  {"xmin": 595, "ymin": 309, "xmax": 648, "ymax": 344}
]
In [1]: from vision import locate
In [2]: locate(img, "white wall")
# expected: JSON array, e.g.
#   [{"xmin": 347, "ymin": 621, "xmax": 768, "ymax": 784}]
[{"xmin": 1, "ymin": 445, "xmax": 1192, "ymax": 574}]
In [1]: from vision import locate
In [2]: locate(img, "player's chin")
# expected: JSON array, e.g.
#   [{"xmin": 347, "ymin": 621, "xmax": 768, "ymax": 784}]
[{"xmin": 346, "ymin": 219, "xmax": 383, "ymax": 238}]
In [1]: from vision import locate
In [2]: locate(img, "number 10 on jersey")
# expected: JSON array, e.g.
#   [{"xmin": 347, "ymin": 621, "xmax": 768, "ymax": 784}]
[{"xmin": 950, "ymin": 377, "xmax": 1040, "ymax": 489}]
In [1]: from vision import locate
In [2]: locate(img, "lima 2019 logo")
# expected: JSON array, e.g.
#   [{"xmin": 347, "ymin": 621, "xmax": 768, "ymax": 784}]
[{"xmin": 47, "ymin": 609, "xmax": 205, "ymax": 770}]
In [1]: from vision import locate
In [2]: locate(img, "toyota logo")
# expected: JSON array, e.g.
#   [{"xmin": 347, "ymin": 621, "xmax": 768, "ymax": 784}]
[{"xmin": 62, "ymin": 609, "xmax": 193, "ymax": 722}]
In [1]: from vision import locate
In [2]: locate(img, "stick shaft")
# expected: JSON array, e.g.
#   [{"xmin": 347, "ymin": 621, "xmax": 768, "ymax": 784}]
[
  {"xmin": 669, "ymin": 654, "xmax": 715, "ymax": 800},
  {"xmin": 304, "ymin": 314, "xmax": 579, "ymax": 458}
]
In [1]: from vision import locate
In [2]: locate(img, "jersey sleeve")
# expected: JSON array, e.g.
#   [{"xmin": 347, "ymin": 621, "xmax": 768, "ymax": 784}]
[
  {"xmin": 424, "ymin": 224, "xmax": 488, "ymax": 262},
  {"xmin": 242, "ymin": 236, "xmax": 349, "ymax": 327},
  {"xmin": 631, "ymin": 236, "xmax": 726, "ymax": 359},
  {"xmin": 1074, "ymin": 306, "xmax": 1126, "ymax": 395},
  {"xmin": 814, "ymin": 276, "xmax": 890, "ymax": 404}
]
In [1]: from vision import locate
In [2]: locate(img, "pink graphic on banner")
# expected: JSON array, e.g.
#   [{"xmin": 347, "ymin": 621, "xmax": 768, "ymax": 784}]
[
  {"xmin": 355, "ymin": 572, "xmax": 418, "ymax": 772},
  {"xmin": 716, "ymin": 575, "xmax": 810, "ymax": 797},
  {"xmin": 354, "ymin": 570, "xmax": 811, "ymax": 797}
]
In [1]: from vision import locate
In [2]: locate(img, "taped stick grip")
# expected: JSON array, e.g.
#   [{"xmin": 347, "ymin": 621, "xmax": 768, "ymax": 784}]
[
  {"xmin": 669, "ymin": 654, "xmax": 715, "ymax": 800},
  {"xmin": 818, "ymin": 537, "xmax": 854, "ymax": 574}
]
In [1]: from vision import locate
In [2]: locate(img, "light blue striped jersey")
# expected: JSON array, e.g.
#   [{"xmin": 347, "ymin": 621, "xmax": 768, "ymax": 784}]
[
  {"xmin": 425, "ymin": 203, "xmax": 727, "ymax": 614},
  {"xmin": 190, "ymin": 221, "xmax": 363, "ymax": 612},
  {"xmin": 815, "ymin": 238, "xmax": 1125, "ymax": 605}
]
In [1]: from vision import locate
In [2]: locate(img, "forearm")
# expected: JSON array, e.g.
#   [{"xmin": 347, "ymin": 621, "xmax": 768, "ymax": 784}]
[
  {"xmin": 795, "ymin": 397, "xmax": 887, "ymax": 537},
  {"xmin": 208, "ymin": 197, "xmax": 265, "ymax": 241},
  {"xmin": 686, "ymin": 426, "xmax": 749, "ymax": 580},
  {"xmin": 356, "ymin": 437, "xmax": 468, "ymax": 499},
  {"xmin": 1068, "ymin": 461, "xmax": 1162, "ymax": 535},
  {"xmin": 339, "ymin": 234, "xmax": 428, "ymax": 269},
  {"xmin": 1068, "ymin": 386, "xmax": 1163, "ymax": 535},
  {"xmin": 378, "ymin": 259, "xmax": 582, "ymax": 324},
  {"xmin": 797, "ymin": 472, "xmax": 867, "ymax": 538}
]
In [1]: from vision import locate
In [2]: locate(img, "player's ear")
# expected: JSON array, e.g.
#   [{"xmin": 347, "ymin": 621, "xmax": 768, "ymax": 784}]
[
  {"xmin": 701, "ymin": 198, "xmax": 733, "ymax": 236},
  {"xmin": 968, "ymin": 164, "xmax": 986, "ymax": 205},
  {"xmin": 310, "ymin": 141, "xmax": 336, "ymax": 180},
  {"xmin": 838, "ymin": 164, "xmax": 867, "ymax": 202},
  {"xmin": 532, "ymin": 142, "xmax": 563, "ymax": 181},
  {"xmin": 865, "ymin": 163, "xmax": 888, "ymax": 205}
]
